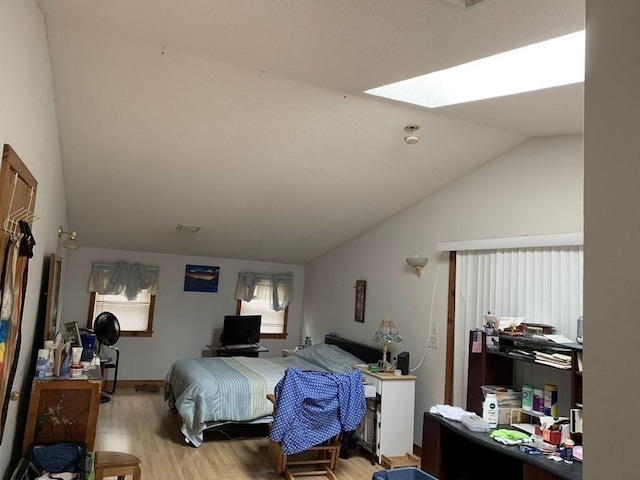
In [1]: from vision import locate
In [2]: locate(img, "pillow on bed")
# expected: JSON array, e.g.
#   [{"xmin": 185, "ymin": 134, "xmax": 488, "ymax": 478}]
[{"xmin": 285, "ymin": 343, "xmax": 366, "ymax": 373}]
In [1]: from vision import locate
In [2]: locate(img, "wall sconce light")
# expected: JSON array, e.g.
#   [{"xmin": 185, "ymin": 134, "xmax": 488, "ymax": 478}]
[
  {"xmin": 58, "ymin": 225, "xmax": 80, "ymax": 250},
  {"xmin": 406, "ymin": 256, "xmax": 428, "ymax": 277}
]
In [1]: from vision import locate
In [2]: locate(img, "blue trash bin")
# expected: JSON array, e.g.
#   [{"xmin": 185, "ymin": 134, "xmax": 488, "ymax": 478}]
[{"xmin": 372, "ymin": 467, "xmax": 439, "ymax": 480}]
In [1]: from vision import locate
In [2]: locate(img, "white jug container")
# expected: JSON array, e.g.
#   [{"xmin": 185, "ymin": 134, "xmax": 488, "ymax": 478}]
[{"xmin": 482, "ymin": 392, "xmax": 499, "ymax": 428}]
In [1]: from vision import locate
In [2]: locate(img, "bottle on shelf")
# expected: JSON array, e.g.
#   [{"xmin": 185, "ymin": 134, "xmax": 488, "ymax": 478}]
[
  {"xmin": 534, "ymin": 388, "xmax": 545, "ymax": 413},
  {"xmin": 35, "ymin": 349, "xmax": 48, "ymax": 378},
  {"xmin": 482, "ymin": 392, "xmax": 499, "ymax": 428},
  {"xmin": 522, "ymin": 384, "xmax": 534, "ymax": 411},
  {"xmin": 544, "ymin": 384, "xmax": 558, "ymax": 417},
  {"xmin": 563, "ymin": 438, "xmax": 575, "ymax": 464}
]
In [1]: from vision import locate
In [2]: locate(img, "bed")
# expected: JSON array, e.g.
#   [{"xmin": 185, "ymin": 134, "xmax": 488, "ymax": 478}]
[{"xmin": 164, "ymin": 334, "xmax": 383, "ymax": 447}]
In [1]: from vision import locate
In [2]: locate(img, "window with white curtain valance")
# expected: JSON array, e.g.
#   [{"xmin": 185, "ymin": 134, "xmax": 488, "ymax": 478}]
[
  {"xmin": 452, "ymin": 245, "xmax": 583, "ymax": 407},
  {"xmin": 88, "ymin": 261, "xmax": 160, "ymax": 300},
  {"xmin": 234, "ymin": 272, "xmax": 293, "ymax": 312}
]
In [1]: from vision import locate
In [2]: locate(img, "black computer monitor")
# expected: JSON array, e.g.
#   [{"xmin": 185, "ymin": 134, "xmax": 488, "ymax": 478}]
[{"xmin": 220, "ymin": 315, "xmax": 261, "ymax": 346}]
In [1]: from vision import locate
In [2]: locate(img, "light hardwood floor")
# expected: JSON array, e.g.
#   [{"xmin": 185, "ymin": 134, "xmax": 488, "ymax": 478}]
[{"xmin": 95, "ymin": 388, "xmax": 385, "ymax": 480}]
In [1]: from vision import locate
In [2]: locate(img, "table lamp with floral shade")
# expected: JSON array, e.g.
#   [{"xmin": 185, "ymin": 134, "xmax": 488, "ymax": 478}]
[{"xmin": 372, "ymin": 316, "xmax": 402, "ymax": 372}]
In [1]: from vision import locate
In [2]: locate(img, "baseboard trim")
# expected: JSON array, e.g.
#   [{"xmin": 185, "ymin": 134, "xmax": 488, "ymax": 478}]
[{"xmin": 414, "ymin": 443, "xmax": 421, "ymax": 458}]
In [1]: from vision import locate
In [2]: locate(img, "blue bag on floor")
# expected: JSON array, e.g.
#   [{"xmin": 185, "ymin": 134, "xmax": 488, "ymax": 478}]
[{"xmin": 14, "ymin": 441, "xmax": 92, "ymax": 480}]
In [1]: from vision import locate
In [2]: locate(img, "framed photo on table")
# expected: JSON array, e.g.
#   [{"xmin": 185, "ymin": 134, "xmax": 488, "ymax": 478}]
[{"xmin": 63, "ymin": 321, "xmax": 81, "ymax": 347}]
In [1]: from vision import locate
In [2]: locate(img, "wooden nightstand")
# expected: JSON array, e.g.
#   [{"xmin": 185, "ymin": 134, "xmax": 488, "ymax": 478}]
[
  {"xmin": 353, "ymin": 365, "xmax": 416, "ymax": 463},
  {"xmin": 23, "ymin": 366, "xmax": 102, "ymax": 453}
]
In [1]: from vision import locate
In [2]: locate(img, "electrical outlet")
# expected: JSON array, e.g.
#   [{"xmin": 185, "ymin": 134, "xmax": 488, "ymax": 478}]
[{"xmin": 428, "ymin": 334, "xmax": 439, "ymax": 349}]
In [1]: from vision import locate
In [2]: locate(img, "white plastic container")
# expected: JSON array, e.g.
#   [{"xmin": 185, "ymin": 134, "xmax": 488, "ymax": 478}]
[
  {"xmin": 482, "ymin": 392, "xmax": 499, "ymax": 428},
  {"xmin": 35, "ymin": 349, "xmax": 48, "ymax": 378},
  {"xmin": 522, "ymin": 384, "xmax": 534, "ymax": 411}
]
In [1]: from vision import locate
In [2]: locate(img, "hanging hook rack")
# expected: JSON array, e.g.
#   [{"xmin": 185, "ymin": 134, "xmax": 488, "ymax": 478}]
[{"xmin": 3, "ymin": 173, "xmax": 39, "ymax": 238}]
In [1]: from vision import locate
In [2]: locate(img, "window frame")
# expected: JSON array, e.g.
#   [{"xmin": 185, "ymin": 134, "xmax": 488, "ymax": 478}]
[
  {"xmin": 87, "ymin": 291, "xmax": 156, "ymax": 337},
  {"xmin": 236, "ymin": 299, "xmax": 288, "ymax": 340}
]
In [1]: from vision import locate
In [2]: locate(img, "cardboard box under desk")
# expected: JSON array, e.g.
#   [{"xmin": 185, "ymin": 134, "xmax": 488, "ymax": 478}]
[{"xmin": 498, "ymin": 407, "xmax": 523, "ymax": 425}]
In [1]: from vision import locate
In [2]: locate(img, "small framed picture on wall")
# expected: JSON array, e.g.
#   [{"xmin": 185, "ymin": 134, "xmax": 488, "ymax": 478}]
[
  {"xmin": 355, "ymin": 280, "xmax": 366, "ymax": 323},
  {"xmin": 184, "ymin": 265, "xmax": 220, "ymax": 292}
]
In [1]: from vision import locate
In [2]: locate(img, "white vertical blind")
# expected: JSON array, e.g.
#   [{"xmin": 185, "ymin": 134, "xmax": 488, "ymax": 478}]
[{"xmin": 454, "ymin": 246, "xmax": 583, "ymax": 408}]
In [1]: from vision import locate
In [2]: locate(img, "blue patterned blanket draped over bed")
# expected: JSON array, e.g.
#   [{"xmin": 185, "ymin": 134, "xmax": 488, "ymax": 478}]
[{"xmin": 269, "ymin": 367, "xmax": 366, "ymax": 455}]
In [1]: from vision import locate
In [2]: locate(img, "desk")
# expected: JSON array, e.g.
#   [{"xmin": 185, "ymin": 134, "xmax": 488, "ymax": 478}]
[
  {"xmin": 421, "ymin": 413, "xmax": 581, "ymax": 480},
  {"xmin": 207, "ymin": 344, "xmax": 269, "ymax": 357}
]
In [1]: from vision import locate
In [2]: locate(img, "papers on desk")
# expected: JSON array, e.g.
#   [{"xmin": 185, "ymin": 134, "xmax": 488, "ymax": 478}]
[
  {"xmin": 538, "ymin": 334, "xmax": 575, "ymax": 344},
  {"xmin": 533, "ymin": 351, "xmax": 572, "ymax": 369},
  {"xmin": 430, "ymin": 404, "xmax": 475, "ymax": 422},
  {"xmin": 511, "ymin": 423, "xmax": 536, "ymax": 435}
]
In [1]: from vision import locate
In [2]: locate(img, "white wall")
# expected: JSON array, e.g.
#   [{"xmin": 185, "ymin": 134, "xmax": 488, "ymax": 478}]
[
  {"xmin": 0, "ymin": 0, "xmax": 68, "ymax": 473},
  {"xmin": 304, "ymin": 135, "xmax": 583, "ymax": 447},
  {"xmin": 584, "ymin": 1, "xmax": 640, "ymax": 477},
  {"xmin": 61, "ymin": 247, "xmax": 305, "ymax": 381}
]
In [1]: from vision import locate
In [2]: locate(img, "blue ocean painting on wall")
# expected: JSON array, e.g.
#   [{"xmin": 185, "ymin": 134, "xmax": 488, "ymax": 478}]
[{"xmin": 184, "ymin": 265, "xmax": 220, "ymax": 292}]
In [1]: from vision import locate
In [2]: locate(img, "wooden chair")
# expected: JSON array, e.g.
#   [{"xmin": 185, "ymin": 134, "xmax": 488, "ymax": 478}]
[
  {"xmin": 266, "ymin": 393, "xmax": 341, "ymax": 480},
  {"xmin": 94, "ymin": 451, "xmax": 141, "ymax": 480}
]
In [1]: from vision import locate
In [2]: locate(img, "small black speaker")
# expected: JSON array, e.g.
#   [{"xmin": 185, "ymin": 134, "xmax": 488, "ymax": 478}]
[{"xmin": 397, "ymin": 351, "xmax": 409, "ymax": 375}]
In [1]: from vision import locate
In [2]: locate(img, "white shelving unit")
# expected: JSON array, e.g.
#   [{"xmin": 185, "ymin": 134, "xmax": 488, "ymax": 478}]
[{"xmin": 355, "ymin": 366, "xmax": 417, "ymax": 463}]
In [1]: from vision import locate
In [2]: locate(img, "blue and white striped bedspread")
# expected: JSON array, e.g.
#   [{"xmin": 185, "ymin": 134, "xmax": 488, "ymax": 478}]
[{"xmin": 164, "ymin": 356, "xmax": 287, "ymax": 447}]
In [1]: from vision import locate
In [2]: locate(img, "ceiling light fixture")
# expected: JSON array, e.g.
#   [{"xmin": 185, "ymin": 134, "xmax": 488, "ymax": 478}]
[
  {"xmin": 58, "ymin": 225, "xmax": 80, "ymax": 250},
  {"xmin": 443, "ymin": 0, "xmax": 489, "ymax": 8},
  {"xmin": 404, "ymin": 125, "xmax": 420, "ymax": 145},
  {"xmin": 175, "ymin": 224, "xmax": 202, "ymax": 233},
  {"xmin": 366, "ymin": 30, "xmax": 585, "ymax": 108}
]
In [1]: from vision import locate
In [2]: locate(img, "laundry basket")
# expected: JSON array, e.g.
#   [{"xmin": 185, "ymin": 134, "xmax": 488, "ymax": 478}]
[{"xmin": 372, "ymin": 467, "xmax": 439, "ymax": 480}]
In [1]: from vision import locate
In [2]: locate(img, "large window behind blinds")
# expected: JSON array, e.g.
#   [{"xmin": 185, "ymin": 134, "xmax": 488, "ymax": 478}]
[{"xmin": 454, "ymin": 246, "xmax": 583, "ymax": 407}]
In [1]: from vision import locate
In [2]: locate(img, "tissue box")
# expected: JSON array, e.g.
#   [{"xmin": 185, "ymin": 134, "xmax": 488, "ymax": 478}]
[
  {"xmin": 364, "ymin": 384, "xmax": 377, "ymax": 398},
  {"xmin": 535, "ymin": 425, "xmax": 562, "ymax": 445}
]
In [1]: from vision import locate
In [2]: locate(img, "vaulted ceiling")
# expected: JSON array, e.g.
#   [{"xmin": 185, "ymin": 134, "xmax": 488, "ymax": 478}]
[{"xmin": 37, "ymin": 0, "xmax": 585, "ymax": 264}]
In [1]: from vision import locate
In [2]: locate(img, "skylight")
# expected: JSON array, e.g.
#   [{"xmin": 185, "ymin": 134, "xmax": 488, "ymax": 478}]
[{"xmin": 365, "ymin": 30, "xmax": 585, "ymax": 108}]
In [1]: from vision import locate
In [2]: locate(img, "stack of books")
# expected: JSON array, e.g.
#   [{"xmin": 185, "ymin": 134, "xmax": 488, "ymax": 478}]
[{"xmin": 533, "ymin": 350, "xmax": 572, "ymax": 369}]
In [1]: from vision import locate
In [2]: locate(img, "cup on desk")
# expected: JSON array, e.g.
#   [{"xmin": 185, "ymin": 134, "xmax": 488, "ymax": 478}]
[{"xmin": 71, "ymin": 347, "xmax": 83, "ymax": 366}]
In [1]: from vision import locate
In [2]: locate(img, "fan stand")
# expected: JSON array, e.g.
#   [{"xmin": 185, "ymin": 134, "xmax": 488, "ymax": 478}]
[
  {"xmin": 99, "ymin": 343, "xmax": 120, "ymax": 403},
  {"xmin": 93, "ymin": 312, "xmax": 121, "ymax": 403}
]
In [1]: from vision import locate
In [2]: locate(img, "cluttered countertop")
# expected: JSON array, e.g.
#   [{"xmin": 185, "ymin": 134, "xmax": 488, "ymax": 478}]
[{"xmin": 425, "ymin": 409, "xmax": 582, "ymax": 480}]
